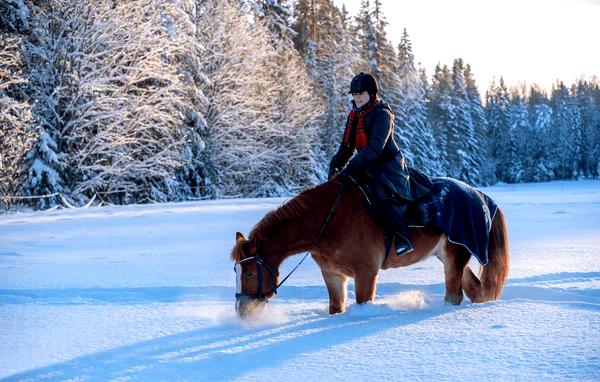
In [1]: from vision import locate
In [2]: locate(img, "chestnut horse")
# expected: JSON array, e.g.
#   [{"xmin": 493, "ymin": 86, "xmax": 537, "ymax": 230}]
[{"xmin": 231, "ymin": 178, "xmax": 509, "ymax": 316}]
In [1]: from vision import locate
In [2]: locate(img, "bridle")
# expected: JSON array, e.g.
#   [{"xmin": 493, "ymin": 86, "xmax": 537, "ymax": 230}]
[
  {"xmin": 235, "ymin": 250, "xmax": 279, "ymax": 300},
  {"xmin": 235, "ymin": 181, "xmax": 346, "ymax": 301}
]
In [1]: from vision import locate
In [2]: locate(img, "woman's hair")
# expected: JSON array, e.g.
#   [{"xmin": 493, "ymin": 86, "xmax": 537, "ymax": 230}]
[{"xmin": 349, "ymin": 72, "xmax": 379, "ymax": 96}]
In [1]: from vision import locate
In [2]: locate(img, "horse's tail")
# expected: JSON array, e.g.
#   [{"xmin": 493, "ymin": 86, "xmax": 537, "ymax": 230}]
[{"xmin": 462, "ymin": 208, "xmax": 509, "ymax": 303}]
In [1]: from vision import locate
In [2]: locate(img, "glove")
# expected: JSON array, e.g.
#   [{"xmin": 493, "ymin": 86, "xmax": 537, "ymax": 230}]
[{"xmin": 328, "ymin": 166, "xmax": 340, "ymax": 180}]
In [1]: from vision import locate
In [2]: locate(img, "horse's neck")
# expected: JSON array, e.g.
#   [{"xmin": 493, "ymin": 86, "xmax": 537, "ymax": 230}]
[{"xmin": 260, "ymin": 183, "xmax": 342, "ymax": 270}]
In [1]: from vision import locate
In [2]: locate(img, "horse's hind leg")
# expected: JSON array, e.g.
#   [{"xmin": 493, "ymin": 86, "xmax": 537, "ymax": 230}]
[
  {"xmin": 439, "ymin": 240, "xmax": 471, "ymax": 305},
  {"xmin": 321, "ymin": 269, "xmax": 349, "ymax": 314}
]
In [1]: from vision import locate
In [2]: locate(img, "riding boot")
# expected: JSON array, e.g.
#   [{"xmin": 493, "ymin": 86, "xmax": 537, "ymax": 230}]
[{"xmin": 379, "ymin": 202, "xmax": 414, "ymax": 255}]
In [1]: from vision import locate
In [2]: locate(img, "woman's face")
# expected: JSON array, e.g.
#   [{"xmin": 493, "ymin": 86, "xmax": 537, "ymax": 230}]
[{"xmin": 352, "ymin": 91, "xmax": 370, "ymax": 108}]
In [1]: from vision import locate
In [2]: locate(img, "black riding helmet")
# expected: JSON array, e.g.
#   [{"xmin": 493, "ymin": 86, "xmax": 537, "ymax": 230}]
[{"xmin": 349, "ymin": 72, "xmax": 379, "ymax": 96}]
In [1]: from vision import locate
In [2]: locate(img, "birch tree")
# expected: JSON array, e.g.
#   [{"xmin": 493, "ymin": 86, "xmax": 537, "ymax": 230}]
[
  {"xmin": 66, "ymin": 0, "xmax": 199, "ymax": 204},
  {"xmin": 196, "ymin": 0, "xmax": 282, "ymax": 197}
]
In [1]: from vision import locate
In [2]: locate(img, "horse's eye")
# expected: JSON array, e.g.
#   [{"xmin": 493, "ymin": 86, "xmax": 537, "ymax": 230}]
[{"xmin": 245, "ymin": 271, "xmax": 253, "ymax": 278}]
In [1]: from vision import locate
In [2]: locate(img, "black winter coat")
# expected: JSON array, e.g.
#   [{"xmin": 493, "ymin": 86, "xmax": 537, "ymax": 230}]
[{"xmin": 329, "ymin": 100, "xmax": 431, "ymax": 202}]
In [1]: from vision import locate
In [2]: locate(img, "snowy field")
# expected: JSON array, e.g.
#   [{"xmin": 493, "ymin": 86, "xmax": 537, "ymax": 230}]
[{"xmin": 1, "ymin": 180, "xmax": 599, "ymax": 381}]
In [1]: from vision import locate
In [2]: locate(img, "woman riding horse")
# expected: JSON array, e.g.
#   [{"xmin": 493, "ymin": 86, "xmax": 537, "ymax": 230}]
[
  {"xmin": 329, "ymin": 72, "xmax": 431, "ymax": 256},
  {"xmin": 231, "ymin": 73, "xmax": 509, "ymax": 317}
]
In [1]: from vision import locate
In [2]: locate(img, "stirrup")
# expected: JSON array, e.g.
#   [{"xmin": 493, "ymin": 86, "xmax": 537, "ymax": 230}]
[
  {"xmin": 394, "ymin": 235, "xmax": 414, "ymax": 256},
  {"xmin": 395, "ymin": 244, "xmax": 414, "ymax": 256}
]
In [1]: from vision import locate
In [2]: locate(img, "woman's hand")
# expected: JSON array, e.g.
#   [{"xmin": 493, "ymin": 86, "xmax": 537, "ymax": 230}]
[{"xmin": 328, "ymin": 166, "xmax": 340, "ymax": 180}]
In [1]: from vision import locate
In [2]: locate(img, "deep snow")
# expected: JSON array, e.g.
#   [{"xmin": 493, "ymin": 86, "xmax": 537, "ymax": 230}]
[{"xmin": 0, "ymin": 180, "xmax": 599, "ymax": 381}]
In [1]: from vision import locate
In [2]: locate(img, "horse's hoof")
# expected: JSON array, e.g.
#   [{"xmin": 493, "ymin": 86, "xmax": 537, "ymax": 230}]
[
  {"xmin": 444, "ymin": 294, "xmax": 463, "ymax": 305},
  {"xmin": 329, "ymin": 306, "xmax": 345, "ymax": 314}
]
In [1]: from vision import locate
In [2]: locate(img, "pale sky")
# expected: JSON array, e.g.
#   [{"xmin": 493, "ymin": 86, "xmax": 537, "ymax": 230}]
[{"xmin": 334, "ymin": 0, "xmax": 600, "ymax": 94}]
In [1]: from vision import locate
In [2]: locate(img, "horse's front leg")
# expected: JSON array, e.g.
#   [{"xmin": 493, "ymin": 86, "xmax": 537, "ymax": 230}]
[
  {"xmin": 321, "ymin": 269, "xmax": 349, "ymax": 314},
  {"xmin": 354, "ymin": 271, "xmax": 379, "ymax": 304}
]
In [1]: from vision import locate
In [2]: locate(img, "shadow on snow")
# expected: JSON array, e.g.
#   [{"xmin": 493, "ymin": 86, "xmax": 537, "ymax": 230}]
[{"xmin": 3, "ymin": 271, "xmax": 599, "ymax": 380}]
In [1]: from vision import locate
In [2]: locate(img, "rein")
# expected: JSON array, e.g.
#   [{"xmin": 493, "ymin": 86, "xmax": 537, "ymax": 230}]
[
  {"xmin": 276, "ymin": 181, "xmax": 346, "ymax": 289},
  {"xmin": 238, "ymin": 181, "xmax": 346, "ymax": 299}
]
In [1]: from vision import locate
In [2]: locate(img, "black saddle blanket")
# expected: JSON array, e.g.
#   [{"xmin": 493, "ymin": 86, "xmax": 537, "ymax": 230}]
[{"xmin": 404, "ymin": 177, "xmax": 498, "ymax": 265}]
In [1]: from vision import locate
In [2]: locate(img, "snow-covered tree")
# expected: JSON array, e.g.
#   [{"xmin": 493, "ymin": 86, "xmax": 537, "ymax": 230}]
[
  {"xmin": 0, "ymin": 1, "xmax": 33, "ymax": 208},
  {"xmin": 444, "ymin": 59, "xmax": 478, "ymax": 183},
  {"xmin": 429, "ymin": 64, "xmax": 454, "ymax": 174},
  {"xmin": 551, "ymin": 82, "xmax": 583, "ymax": 179},
  {"xmin": 21, "ymin": 0, "xmax": 87, "ymax": 208},
  {"xmin": 574, "ymin": 80, "xmax": 600, "ymax": 178},
  {"xmin": 527, "ymin": 85, "xmax": 554, "ymax": 181},
  {"xmin": 169, "ymin": 0, "xmax": 210, "ymax": 199},
  {"xmin": 315, "ymin": 4, "xmax": 356, "ymax": 161},
  {"xmin": 256, "ymin": 0, "xmax": 296, "ymax": 46},
  {"xmin": 197, "ymin": 0, "xmax": 312, "ymax": 197},
  {"xmin": 485, "ymin": 78, "xmax": 513, "ymax": 182},
  {"xmin": 262, "ymin": 45, "xmax": 323, "ymax": 192},
  {"xmin": 0, "ymin": 96, "xmax": 34, "ymax": 208},
  {"xmin": 30, "ymin": 0, "xmax": 199, "ymax": 205},
  {"xmin": 254, "ymin": 0, "xmax": 324, "ymax": 189},
  {"xmin": 355, "ymin": 0, "xmax": 379, "ymax": 78},
  {"xmin": 507, "ymin": 87, "xmax": 530, "ymax": 183},
  {"xmin": 0, "ymin": 42, "xmax": 34, "ymax": 207},
  {"xmin": 314, "ymin": 2, "xmax": 359, "ymax": 165},
  {"xmin": 89, "ymin": 0, "xmax": 200, "ymax": 203},
  {"xmin": 371, "ymin": 0, "xmax": 400, "ymax": 102},
  {"xmin": 394, "ymin": 29, "xmax": 441, "ymax": 176},
  {"xmin": 290, "ymin": 0, "xmax": 313, "ymax": 57},
  {"xmin": 292, "ymin": 0, "xmax": 360, "ymax": 166},
  {"xmin": 464, "ymin": 64, "xmax": 489, "ymax": 184},
  {"xmin": 1, "ymin": 0, "xmax": 30, "ymax": 33}
]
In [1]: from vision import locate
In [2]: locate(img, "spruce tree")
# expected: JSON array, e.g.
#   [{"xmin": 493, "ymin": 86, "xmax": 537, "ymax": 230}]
[
  {"xmin": 508, "ymin": 87, "xmax": 529, "ymax": 183},
  {"xmin": 446, "ymin": 59, "xmax": 480, "ymax": 183},
  {"xmin": 395, "ymin": 28, "xmax": 441, "ymax": 176},
  {"xmin": 315, "ymin": 2, "xmax": 356, "ymax": 163},
  {"xmin": 429, "ymin": 64, "xmax": 454, "ymax": 174},
  {"xmin": 551, "ymin": 82, "xmax": 583, "ymax": 179},
  {"xmin": 372, "ymin": 0, "xmax": 399, "ymax": 102},
  {"xmin": 485, "ymin": 78, "xmax": 512, "ymax": 182},
  {"xmin": 256, "ymin": 0, "xmax": 295, "ymax": 47},
  {"xmin": 527, "ymin": 85, "xmax": 554, "ymax": 181},
  {"xmin": 292, "ymin": 0, "xmax": 359, "ymax": 170},
  {"xmin": 21, "ymin": 1, "xmax": 86, "ymax": 208},
  {"xmin": 575, "ymin": 80, "xmax": 600, "ymax": 178},
  {"xmin": 464, "ymin": 64, "xmax": 489, "ymax": 184}
]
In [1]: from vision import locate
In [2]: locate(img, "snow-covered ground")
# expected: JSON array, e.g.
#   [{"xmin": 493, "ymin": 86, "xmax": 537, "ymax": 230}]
[{"xmin": 1, "ymin": 180, "xmax": 599, "ymax": 381}]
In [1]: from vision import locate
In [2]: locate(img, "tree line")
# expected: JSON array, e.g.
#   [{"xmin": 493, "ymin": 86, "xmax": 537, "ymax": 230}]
[{"xmin": 1, "ymin": 0, "xmax": 598, "ymax": 210}]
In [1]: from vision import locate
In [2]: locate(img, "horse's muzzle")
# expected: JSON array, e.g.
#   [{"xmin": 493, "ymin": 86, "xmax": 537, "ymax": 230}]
[{"xmin": 235, "ymin": 293, "xmax": 268, "ymax": 318}]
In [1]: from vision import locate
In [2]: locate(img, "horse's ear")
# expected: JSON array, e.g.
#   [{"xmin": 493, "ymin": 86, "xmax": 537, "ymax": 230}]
[{"xmin": 236, "ymin": 232, "xmax": 245, "ymax": 244}]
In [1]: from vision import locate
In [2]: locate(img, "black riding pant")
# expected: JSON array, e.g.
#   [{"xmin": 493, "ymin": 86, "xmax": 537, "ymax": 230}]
[{"xmin": 376, "ymin": 199, "xmax": 413, "ymax": 254}]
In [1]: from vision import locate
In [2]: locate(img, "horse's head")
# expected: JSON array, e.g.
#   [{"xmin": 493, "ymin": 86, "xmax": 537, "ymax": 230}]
[{"xmin": 231, "ymin": 232, "xmax": 279, "ymax": 318}]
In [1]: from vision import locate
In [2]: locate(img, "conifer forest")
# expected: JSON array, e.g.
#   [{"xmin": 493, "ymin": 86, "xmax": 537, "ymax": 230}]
[{"xmin": 1, "ymin": 0, "xmax": 599, "ymax": 209}]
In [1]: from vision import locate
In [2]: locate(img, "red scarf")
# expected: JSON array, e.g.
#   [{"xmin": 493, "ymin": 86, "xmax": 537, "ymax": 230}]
[{"xmin": 343, "ymin": 97, "xmax": 380, "ymax": 150}]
